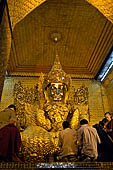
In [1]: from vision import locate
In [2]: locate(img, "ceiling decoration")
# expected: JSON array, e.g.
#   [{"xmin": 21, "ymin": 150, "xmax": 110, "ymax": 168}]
[
  {"xmin": 7, "ymin": 0, "xmax": 46, "ymax": 28},
  {"xmin": 7, "ymin": 0, "xmax": 113, "ymax": 78},
  {"xmin": 7, "ymin": 0, "xmax": 113, "ymax": 29},
  {"xmin": 49, "ymin": 31, "xmax": 62, "ymax": 43},
  {"xmin": 86, "ymin": 0, "xmax": 113, "ymax": 24}
]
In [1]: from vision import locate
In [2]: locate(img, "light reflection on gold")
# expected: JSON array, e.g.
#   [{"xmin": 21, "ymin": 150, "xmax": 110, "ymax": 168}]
[{"xmin": 14, "ymin": 57, "xmax": 89, "ymax": 162}]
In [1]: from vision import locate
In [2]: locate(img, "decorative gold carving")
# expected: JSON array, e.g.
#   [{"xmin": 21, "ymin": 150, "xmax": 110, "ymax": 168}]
[
  {"xmin": 70, "ymin": 108, "xmax": 80, "ymax": 130},
  {"xmin": 45, "ymin": 56, "xmax": 71, "ymax": 87},
  {"xmin": 86, "ymin": 0, "xmax": 113, "ymax": 23},
  {"xmin": 68, "ymin": 85, "xmax": 89, "ymax": 127},
  {"xmin": 74, "ymin": 85, "xmax": 89, "ymax": 122},
  {"xmin": 49, "ymin": 31, "xmax": 62, "ymax": 43},
  {"xmin": 38, "ymin": 72, "xmax": 45, "ymax": 109},
  {"xmin": 44, "ymin": 103, "xmax": 69, "ymax": 132},
  {"xmin": 7, "ymin": 0, "xmax": 113, "ymax": 29},
  {"xmin": 21, "ymin": 126, "xmax": 55, "ymax": 162},
  {"xmin": 14, "ymin": 81, "xmax": 39, "ymax": 127},
  {"xmin": 7, "ymin": 0, "xmax": 46, "ymax": 29},
  {"xmin": 74, "ymin": 85, "xmax": 88, "ymax": 105},
  {"xmin": 44, "ymin": 56, "xmax": 70, "ymax": 104}
]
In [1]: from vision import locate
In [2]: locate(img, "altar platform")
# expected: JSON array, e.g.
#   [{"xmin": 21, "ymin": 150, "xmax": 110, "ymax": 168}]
[{"xmin": 0, "ymin": 162, "xmax": 113, "ymax": 170}]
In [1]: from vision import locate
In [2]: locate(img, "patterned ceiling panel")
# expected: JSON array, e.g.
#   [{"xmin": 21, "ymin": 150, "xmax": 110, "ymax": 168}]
[
  {"xmin": 86, "ymin": 0, "xmax": 113, "ymax": 23},
  {"xmin": 7, "ymin": 0, "xmax": 113, "ymax": 28},
  {"xmin": 7, "ymin": 0, "xmax": 46, "ymax": 28},
  {"xmin": 7, "ymin": 0, "xmax": 113, "ymax": 78}
]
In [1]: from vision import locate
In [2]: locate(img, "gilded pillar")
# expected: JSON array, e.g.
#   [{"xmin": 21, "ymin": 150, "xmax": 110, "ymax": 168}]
[{"xmin": 0, "ymin": 7, "xmax": 11, "ymax": 101}]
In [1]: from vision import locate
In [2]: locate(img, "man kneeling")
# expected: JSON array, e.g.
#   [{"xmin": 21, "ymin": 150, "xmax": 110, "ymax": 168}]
[
  {"xmin": 77, "ymin": 119, "xmax": 101, "ymax": 162},
  {"xmin": 58, "ymin": 121, "xmax": 78, "ymax": 162}
]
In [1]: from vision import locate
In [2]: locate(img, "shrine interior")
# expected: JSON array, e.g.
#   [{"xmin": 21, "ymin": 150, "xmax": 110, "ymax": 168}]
[{"xmin": 0, "ymin": 0, "xmax": 113, "ymax": 164}]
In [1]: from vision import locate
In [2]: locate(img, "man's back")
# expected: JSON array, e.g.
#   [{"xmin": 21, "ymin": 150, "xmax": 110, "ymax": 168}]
[
  {"xmin": 78, "ymin": 125, "xmax": 101, "ymax": 159},
  {"xmin": 58, "ymin": 128, "xmax": 78, "ymax": 157}
]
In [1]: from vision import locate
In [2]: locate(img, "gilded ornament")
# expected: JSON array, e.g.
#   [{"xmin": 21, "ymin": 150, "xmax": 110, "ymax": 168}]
[{"xmin": 14, "ymin": 56, "xmax": 89, "ymax": 161}]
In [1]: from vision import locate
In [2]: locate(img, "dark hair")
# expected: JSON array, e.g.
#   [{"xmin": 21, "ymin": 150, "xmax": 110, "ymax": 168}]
[
  {"xmin": 104, "ymin": 112, "xmax": 111, "ymax": 116},
  {"xmin": 80, "ymin": 119, "xmax": 88, "ymax": 125},
  {"xmin": 8, "ymin": 104, "xmax": 16, "ymax": 111},
  {"xmin": 62, "ymin": 121, "xmax": 69, "ymax": 129}
]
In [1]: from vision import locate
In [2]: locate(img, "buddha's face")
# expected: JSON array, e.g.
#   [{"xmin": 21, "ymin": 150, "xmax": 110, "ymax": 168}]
[
  {"xmin": 50, "ymin": 83, "xmax": 64, "ymax": 101},
  {"xmin": 45, "ymin": 83, "xmax": 67, "ymax": 103}
]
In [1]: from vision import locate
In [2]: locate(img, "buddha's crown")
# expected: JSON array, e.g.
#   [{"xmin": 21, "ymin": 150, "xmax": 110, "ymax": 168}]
[{"xmin": 45, "ymin": 55, "xmax": 71, "ymax": 87}]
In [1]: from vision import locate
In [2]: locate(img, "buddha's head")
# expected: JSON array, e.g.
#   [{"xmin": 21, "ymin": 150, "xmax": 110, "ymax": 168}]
[
  {"xmin": 45, "ymin": 82, "xmax": 68, "ymax": 103},
  {"xmin": 44, "ymin": 56, "xmax": 71, "ymax": 104}
]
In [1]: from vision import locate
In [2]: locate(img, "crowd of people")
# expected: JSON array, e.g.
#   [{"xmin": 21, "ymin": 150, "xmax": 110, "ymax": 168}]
[
  {"xmin": 58, "ymin": 112, "xmax": 113, "ymax": 162},
  {"xmin": 0, "ymin": 104, "xmax": 113, "ymax": 163}
]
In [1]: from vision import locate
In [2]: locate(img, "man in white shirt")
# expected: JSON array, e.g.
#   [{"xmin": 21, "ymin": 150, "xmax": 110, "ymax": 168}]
[
  {"xmin": 77, "ymin": 119, "xmax": 101, "ymax": 161},
  {"xmin": 58, "ymin": 121, "xmax": 78, "ymax": 162}
]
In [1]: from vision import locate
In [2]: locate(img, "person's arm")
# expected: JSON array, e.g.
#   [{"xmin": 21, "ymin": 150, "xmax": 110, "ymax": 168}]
[
  {"xmin": 73, "ymin": 130, "xmax": 77, "ymax": 145},
  {"xmin": 96, "ymin": 130, "xmax": 101, "ymax": 144},
  {"xmin": 77, "ymin": 129, "xmax": 82, "ymax": 146},
  {"xmin": 77, "ymin": 129, "xmax": 83, "ymax": 155},
  {"xmin": 58, "ymin": 132, "xmax": 62, "ymax": 148}
]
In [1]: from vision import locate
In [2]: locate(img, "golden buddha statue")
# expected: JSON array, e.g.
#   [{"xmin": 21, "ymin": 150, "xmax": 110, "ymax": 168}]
[{"xmin": 14, "ymin": 56, "xmax": 89, "ymax": 162}]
